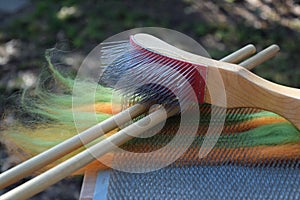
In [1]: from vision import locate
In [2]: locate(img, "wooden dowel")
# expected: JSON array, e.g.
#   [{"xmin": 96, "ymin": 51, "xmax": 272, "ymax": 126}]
[
  {"xmin": 220, "ymin": 44, "xmax": 256, "ymax": 63},
  {"xmin": 0, "ymin": 103, "xmax": 148, "ymax": 189},
  {"xmin": 0, "ymin": 107, "xmax": 178, "ymax": 200},
  {"xmin": 239, "ymin": 44, "xmax": 280, "ymax": 70}
]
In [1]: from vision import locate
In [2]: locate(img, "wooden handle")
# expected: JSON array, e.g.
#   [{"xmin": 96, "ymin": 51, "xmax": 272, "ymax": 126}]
[
  {"xmin": 0, "ymin": 103, "xmax": 148, "ymax": 189},
  {"xmin": 206, "ymin": 65, "xmax": 300, "ymax": 129},
  {"xmin": 133, "ymin": 34, "xmax": 300, "ymax": 129}
]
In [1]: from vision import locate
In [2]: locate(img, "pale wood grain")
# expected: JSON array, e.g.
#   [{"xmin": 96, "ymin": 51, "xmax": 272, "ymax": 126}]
[{"xmin": 205, "ymin": 64, "xmax": 300, "ymax": 129}]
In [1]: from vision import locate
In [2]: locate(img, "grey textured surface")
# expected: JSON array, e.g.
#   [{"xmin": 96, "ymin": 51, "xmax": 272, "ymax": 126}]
[{"xmin": 94, "ymin": 161, "xmax": 300, "ymax": 200}]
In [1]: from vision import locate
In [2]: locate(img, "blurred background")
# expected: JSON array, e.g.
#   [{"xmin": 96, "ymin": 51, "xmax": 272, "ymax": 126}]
[{"xmin": 0, "ymin": 0, "xmax": 300, "ymax": 199}]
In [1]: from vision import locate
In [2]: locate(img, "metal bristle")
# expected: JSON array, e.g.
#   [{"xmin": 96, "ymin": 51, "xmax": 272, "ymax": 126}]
[{"xmin": 99, "ymin": 40, "xmax": 199, "ymax": 110}]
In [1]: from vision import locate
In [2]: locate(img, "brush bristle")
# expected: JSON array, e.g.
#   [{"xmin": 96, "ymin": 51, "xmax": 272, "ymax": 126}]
[{"xmin": 99, "ymin": 35, "xmax": 207, "ymax": 110}]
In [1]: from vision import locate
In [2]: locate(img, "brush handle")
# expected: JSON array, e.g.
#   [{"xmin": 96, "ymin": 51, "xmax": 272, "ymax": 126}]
[
  {"xmin": 131, "ymin": 34, "xmax": 300, "ymax": 129},
  {"xmin": 205, "ymin": 64, "xmax": 300, "ymax": 129},
  {"xmin": 133, "ymin": 34, "xmax": 299, "ymax": 129}
]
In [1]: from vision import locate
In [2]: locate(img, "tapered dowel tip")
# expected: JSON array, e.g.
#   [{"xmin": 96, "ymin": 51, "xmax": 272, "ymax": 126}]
[
  {"xmin": 220, "ymin": 44, "xmax": 256, "ymax": 63},
  {"xmin": 239, "ymin": 44, "xmax": 280, "ymax": 70}
]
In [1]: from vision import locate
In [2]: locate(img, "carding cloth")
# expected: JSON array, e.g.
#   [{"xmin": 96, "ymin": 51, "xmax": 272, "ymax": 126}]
[{"xmin": 92, "ymin": 104, "xmax": 300, "ymax": 200}]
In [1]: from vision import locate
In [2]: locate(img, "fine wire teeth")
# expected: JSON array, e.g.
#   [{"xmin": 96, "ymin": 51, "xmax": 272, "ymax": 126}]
[
  {"xmin": 99, "ymin": 39, "xmax": 197, "ymax": 109},
  {"xmin": 101, "ymin": 43, "xmax": 129, "ymax": 50},
  {"xmin": 101, "ymin": 40, "xmax": 129, "ymax": 45}
]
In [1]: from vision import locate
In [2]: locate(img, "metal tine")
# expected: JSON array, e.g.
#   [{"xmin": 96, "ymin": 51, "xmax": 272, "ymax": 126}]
[
  {"xmin": 101, "ymin": 40, "xmax": 129, "ymax": 45},
  {"xmin": 117, "ymin": 54, "xmax": 171, "ymax": 89}
]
